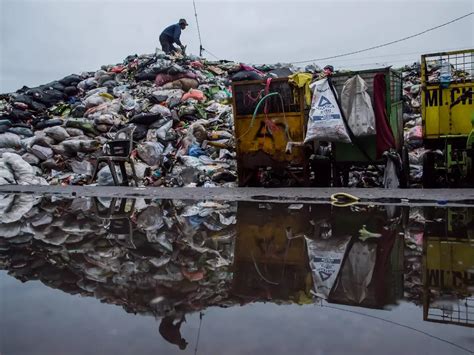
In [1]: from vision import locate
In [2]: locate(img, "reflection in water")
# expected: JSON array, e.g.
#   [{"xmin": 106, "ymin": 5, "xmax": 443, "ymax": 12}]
[{"xmin": 0, "ymin": 194, "xmax": 473, "ymax": 352}]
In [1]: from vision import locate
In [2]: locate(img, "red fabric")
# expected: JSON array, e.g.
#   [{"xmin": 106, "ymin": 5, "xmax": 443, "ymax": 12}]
[
  {"xmin": 371, "ymin": 226, "xmax": 397, "ymax": 307},
  {"xmin": 373, "ymin": 73, "xmax": 396, "ymax": 158}
]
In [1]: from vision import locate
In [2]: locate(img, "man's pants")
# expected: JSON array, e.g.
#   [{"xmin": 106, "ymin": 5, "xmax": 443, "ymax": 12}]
[{"xmin": 159, "ymin": 34, "xmax": 176, "ymax": 54}]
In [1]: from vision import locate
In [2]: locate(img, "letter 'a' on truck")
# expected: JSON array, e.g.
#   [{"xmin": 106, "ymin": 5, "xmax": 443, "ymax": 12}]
[{"xmin": 421, "ymin": 49, "xmax": 474, "ymax": 187}]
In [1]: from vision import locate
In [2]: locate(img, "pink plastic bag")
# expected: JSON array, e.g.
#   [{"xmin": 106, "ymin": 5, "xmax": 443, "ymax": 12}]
[
  {"xmin": 407, "ymin": 126, "xmax": 422, "ymax": 141},
  {"xmin": 182, "ymin": 89, "xmax": 205, "ymax": 102},
  {"xmin": 190, "ymin": 61, "xmax": 204, "ymax": 69}
]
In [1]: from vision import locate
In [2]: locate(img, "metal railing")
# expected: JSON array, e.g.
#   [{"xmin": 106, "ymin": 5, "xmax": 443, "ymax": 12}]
[{"xmin": 421, "ymin": 49, "xmax": 474, "ymax": 85}]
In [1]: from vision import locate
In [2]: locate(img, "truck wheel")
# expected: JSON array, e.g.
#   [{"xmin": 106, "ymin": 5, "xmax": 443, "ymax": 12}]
[{"xmin": 423, "ymin": 152, "xmax": 436, "ymax": 188}]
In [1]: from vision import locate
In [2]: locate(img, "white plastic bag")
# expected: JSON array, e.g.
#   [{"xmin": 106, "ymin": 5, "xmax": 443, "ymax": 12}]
[
  {"xmin": 383, "ymin": 156, "xmax": 400, "ymax": 188},
  {"xmin": 305, "ymin": 235, "xmax": 352, "ymax": 299},
  {"xmin": 305, "ymin": 78, "xmax": 351, "ymax": 143},
  {"xmin": 340, "ymin": 242, "xmax": 377, "ymax": 304},
  {"xmin": 341, "ymin": 75, "xmax": 376, "ymax": 136},
  {"xmin": 1, "ymin": 153, "xmax": 48, "ymax": 185}
]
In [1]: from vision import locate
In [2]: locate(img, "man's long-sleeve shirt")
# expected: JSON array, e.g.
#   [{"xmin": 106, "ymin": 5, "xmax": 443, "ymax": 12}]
[{"xmin": 161, "ymin": 24, "xmax": 182, "ymax": 46}]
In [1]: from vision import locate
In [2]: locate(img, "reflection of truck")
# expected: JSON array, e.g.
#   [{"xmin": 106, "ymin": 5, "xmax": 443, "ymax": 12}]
[
  {"xmin": 421, "ymin": 49, "xmax": 474, "ymax": 187},
  {"xmin": 423, "ymin": 207, "xmax": 474, "ymax": 327},
  {"xmin": 232, "ymin": 202, "xmax": 312, "ymax": 303}
]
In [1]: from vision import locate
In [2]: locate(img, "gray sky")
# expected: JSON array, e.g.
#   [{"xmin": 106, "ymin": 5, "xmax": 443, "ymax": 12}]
[{"xmin": 1, "ymin": 0, "xmax": 473, "ymax": 93}]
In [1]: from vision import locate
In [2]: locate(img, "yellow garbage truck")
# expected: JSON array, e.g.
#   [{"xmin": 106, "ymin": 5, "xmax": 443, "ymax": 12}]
[{"xmin": 421, "ymin": 49, "xmax": 474, "ymax": 187}]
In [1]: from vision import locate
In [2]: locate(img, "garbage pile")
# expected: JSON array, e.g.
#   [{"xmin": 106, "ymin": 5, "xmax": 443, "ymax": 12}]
[
  {"xmin": 0, "ymin": 194, "xmax": 236, "ymax": 316},
  {"xmin": 0, "ymin": 52, "xmax": 260, "ymax": 186},
  {"xmin": 400, "ymin": 62, "xmax": 424, "ymax": 186}
]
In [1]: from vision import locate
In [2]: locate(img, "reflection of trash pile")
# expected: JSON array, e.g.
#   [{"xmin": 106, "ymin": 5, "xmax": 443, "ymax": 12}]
[
  {"xmin": 403, "ymin": 207, "xmax": 424, "ymax": 304},
  {"xmin": 0, "ymin": 53, "xmax": 281, "ymax": 187},
  {"xmin": 0, "ymin": 194, "xmax": 236, "ymax": 316}
]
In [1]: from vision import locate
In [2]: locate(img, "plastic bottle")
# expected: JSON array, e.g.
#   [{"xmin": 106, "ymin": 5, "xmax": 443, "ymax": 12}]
[{"xmin": 440, "ymin": 61, "xmax": 451, "ymax": 88}]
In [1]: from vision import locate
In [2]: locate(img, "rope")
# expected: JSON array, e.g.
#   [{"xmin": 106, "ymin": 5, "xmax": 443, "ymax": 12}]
[
  {"xmin": 285, "ymin": 12, "xmax": 474, "ymax": 65},
  {"xmin": 251, "ymin": 250, "xmax": 279, "ymax": 285},
  {"xmin": 320, "ymin": 303, "xmax": 474, "ymax": 354},
  {"xmin": 237, "ymin": 92, "xmax": 292, "ymax": 141},
  {"xmin": 203, "ymin": 48, "xmax": 220, "ymax": 61},
  {"xmin": 192, "ymin": 0, "xmax": 204, "ymax": 56},
  {"xmin": 194, "ymin": 312, "xmax": 204, "ymax": 355}
]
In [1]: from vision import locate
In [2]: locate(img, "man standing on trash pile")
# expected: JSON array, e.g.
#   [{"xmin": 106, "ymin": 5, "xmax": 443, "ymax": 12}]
[
  {"xmin": 160, "ymin": 19, "xmax": 188, "ymax": 55},
  {"xmin": 159, "ymin": 315, "xmax": 188, "ymax": 350}
]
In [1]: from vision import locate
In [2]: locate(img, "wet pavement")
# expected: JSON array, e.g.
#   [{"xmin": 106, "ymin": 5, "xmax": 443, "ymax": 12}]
[{"xmin": 0, "ymin": 194, "xmax": 473, "ymax": 355}]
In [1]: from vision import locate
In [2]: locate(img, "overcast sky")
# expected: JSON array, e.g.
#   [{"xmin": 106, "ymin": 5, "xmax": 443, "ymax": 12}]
[{"xmin": 0, "ymin": 0, "xmax": 472, "ymax": 93}]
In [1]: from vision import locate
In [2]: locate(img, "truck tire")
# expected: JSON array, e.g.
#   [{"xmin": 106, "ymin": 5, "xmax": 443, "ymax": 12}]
[{"xmin": 423, "ymin": 152, "xmax": 436, "ymax": 188}]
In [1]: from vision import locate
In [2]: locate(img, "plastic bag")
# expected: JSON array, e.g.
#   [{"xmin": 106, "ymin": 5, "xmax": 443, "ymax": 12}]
[
  {"xmin": 407, "ymin": 125, "xmax": 422, "ymax": 141},
  {"xmin": 156, "ymin": 120, "xmax": 173, "ymax": 141},
  {"xmin": 8, "ymin": 127, "xmax": 33, "ymax": 137},
  {"xmin": 0, "ymin": 161, "xmax": 15, "ymax": 184},
  {"xmin": 84, "ymin": 93, "xmax": 107, "ymax": 108},
  {"xmin": 188, "ymin": 144, "xmax": 206, "ymax": 157},
  {"xmin": 162, "ymin": 78, "xmax": 199, "ymax": 91},
  {"xmin": 0, "ymin": 153, "xmax": 48, "ymax": 185},
  {"xmin": 181, "ymin": 89, "xmax": 205, "ymax": 102},
  {"xmin": 44, "ymin": 126, "xmax": 70, "ymax": 142},
  {"xmin": 305, "ymin": 78, "xmax": 351, "ymax": 143},
  {"xmin": 0, "ymin": 194, "xmax": 37, "ymax": 223},
  {"xmin": 30, "ymin": 145, "xmax": 53, "ymax": 161},
  {"xmin": 97, "ymin": 165, "xmax": 122, "ymax": 186},
  {"xmin": 341, "ymin": 75, "xmax": 376, "ymax": 136},
  {"xmin": 137, "ymin": 142, "xmax": 164, "ymax": 166},
  {"xmin": 129, "ymin": 113, "xmax": 161, "ymax": 125},
  {"xmin": 65, "ymin": 118, "xmax": 99, "ymax": 135},
  {"xmin": 0, "ymin": 132, "xmax": 21, "ymax": 149},
  {"xmin": 61, "ymin": 139, "xmax": 100, "ymax": 153},
  {"xmin": 340, "ymin": 242, "xmax": 377, "ymax": 304},
  {"xmin": 22, "ymin": 153, "xmax": 40, "ymax": 165},
  {"xmin": 149, "ymin": 104, "xmax": 172, "ymax": 117},
  {"xmin": 383, "ymin": 156, "xmax": 400, "ymax": 188},
  {"xmin": 231, "ymin": 71, "xmax": 263, "ymax": 81},
  {"xmin": 180, "ymin": 155, "xmax": 202, "ymax": 168},
  {"xmin": 305, "ymin": 235, "xmax": 352, "ymax": 299},
  {"xmin": 70, "ymin": 160, "xmax": 93, "ymax": 176}
]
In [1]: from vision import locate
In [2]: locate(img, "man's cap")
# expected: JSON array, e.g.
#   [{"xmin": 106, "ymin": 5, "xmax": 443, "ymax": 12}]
[{"xmin": 179, "ymin": 19, "xmax": 188, "ymax": 26}]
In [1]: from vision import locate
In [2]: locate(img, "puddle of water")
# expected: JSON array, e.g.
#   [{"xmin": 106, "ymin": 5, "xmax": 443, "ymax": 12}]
[{"xmin": 0, "ymin": 194, "xmax": 473, "ymax": 355}]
